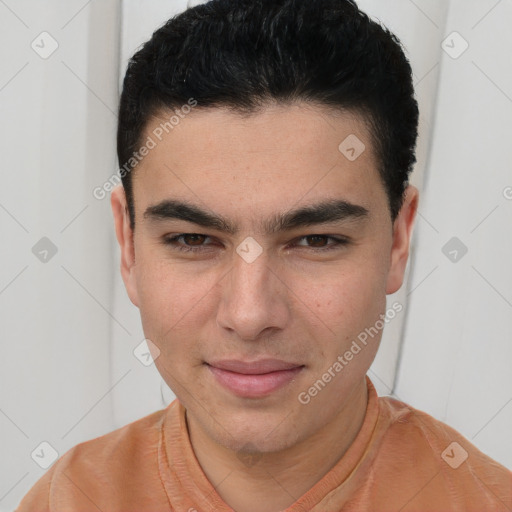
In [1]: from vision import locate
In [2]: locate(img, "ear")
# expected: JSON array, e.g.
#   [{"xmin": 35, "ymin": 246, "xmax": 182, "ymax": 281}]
[
  {"xmin": 385, "ymin": 185, "xmax": 419, "ymax": 295},
  {"xmin": 111, "ymin": 185, "xmax": 139, "ymax": 307}
]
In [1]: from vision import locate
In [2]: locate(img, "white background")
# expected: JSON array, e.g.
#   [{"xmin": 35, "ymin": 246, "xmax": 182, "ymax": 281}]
[{"xmin": 1, "ymin": 1, "xmax": 511, "ymax": 509}]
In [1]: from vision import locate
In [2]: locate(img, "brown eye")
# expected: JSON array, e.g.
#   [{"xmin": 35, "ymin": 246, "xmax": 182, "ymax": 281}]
[
  {"xmin": 182, "ymin": 234, "xmax": 207, "ymax": 246},
  {"xmin": 305, "ymin": 235, "xmax": 329, "ymax": 247},
  {"xmin": 162, "ymin": 233, "xmax": 215, "ymax": 253},
  {"xmin": 294, "ymin": 235, "xmax": 350, "ymax": 251}
]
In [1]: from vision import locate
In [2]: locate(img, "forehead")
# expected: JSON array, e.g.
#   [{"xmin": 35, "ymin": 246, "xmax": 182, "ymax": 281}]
[
  {"xmin": 132, "ymin": 102, "xmax": 388, "ymax": 227},
  {"xmin": 141, "ymin": 102, "xmax": 375, "ymax": 165}
]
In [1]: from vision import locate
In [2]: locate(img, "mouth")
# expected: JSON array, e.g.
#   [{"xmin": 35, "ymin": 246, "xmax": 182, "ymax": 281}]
[{"xmin": 205, "ymin": 359, "xmax": 305, "ymax": 398}]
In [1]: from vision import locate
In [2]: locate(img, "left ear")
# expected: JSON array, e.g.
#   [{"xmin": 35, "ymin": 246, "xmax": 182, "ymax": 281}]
[{"xmin": 385, "ymin": 185, "xmax": 419, "ymax": 294}]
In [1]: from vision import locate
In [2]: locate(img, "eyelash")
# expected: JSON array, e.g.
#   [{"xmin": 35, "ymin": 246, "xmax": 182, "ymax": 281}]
[{"xmin": 162, "ymin": 233, "xmax": 350, "ymax": 253}]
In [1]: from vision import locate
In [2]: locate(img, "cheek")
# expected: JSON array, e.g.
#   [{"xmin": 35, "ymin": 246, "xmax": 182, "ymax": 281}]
[
  {"xmin": 134, "ymin": 255, "xmax": 219, "ymax": 359},
  {"xmin": 306, "ymin": 262, "xmax": 385, "ymax": 321},
  {"xmin": 134, "ymin": 261, "xmax": 175, "ymax": 340},
  {"xmin": 294, "ymin": 263, "xmax": 387, "ymax": 366},
  {"xmin": 136, "ymin": 256, "xmax": 201, "ymax": 319}
]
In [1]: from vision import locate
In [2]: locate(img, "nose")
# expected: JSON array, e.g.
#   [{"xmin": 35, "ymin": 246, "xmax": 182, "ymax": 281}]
[{"xmin": 215, "ymin": 247, "xmax": 290, "ymax": 341}]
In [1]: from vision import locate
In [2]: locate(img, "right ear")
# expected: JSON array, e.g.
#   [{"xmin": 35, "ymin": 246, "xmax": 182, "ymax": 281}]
[{"xmin": 111, "ymin": 185, "xmax": 139, "ymax": 308}]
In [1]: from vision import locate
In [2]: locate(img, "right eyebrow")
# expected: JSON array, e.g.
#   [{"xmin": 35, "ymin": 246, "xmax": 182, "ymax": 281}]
[{"xmin": 144, "ymin": 200, "xmax": 237, "ymax": 234}]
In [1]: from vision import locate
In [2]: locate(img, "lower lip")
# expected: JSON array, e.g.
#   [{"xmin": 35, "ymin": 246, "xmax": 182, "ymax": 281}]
[{"xmin": 206, "ymin": 364, "xmax": 304, "ymax": 398}]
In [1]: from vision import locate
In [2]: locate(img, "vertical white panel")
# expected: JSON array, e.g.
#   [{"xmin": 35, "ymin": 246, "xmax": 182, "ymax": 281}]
[
  {"xmin": 357, "ymin": 0, "xmax": 450, "ymax": 394},
  {"xmin": 395, "ymin": 0, "xmax": 512, "ymax": 468},
  {"xmin": 0, "ymin": 1, "xmax": 121, "ymax": 509}
]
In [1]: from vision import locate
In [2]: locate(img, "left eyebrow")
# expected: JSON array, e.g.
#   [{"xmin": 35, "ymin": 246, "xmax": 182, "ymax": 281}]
[
  {"xmin": 143, "ymin": 198, "xmax": 370, "ymax": 235},
  {"xmin": 264, "ymin": 199, "xmax": 370, "ymax": 234}
]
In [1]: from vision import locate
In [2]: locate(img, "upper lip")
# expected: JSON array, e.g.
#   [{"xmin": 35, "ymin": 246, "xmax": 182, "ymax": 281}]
[{"xmin": 206, "ymin": 359, "xmax": 304, "ymax": 375}]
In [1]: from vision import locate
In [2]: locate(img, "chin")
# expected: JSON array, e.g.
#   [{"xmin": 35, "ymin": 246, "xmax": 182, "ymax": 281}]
[
  {"xmin": 210, "ymin": 412, "xmax": 303, "ymax": 454},
  {"xmin": 226, "ymin": 431, "xmax": 298, "ymax": 455}
]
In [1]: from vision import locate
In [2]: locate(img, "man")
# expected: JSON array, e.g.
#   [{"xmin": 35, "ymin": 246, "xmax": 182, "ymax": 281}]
[{"xmin": 17, "ymin": 0, "xmax": 511, "ymax": 510}]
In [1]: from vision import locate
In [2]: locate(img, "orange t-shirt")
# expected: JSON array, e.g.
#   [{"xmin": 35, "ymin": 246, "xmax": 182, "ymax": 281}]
[{"xmin": 17, "ymin": 377, "xmax": 512, "ymax": 511}]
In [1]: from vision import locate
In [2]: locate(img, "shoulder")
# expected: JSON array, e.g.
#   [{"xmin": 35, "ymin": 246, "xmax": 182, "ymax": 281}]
[
  {"xmin": 372, "ymin": 395, "xmax": 512, "ymax": 509},
  {"xmin": 16, "ymin": 403, "xmax": 176, "ymax": 511},
  {"xmin": 377, "ymin": 395, "xmax": 507, "ymax": 468},
  {"xmin": 61, "ymin": 404, "xmax": 167, "ymax": 468}
]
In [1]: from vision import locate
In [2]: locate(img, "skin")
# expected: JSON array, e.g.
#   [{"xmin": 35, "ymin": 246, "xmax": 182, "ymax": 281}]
[{"xmin": 111, "ymin": 102, "xmax": 419, "ymax": 512}]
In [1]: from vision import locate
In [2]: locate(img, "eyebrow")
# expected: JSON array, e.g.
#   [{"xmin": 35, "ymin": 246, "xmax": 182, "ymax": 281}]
[{"xmin": 143, "ymin": 198, "xmax": 370, "ymax": 235}]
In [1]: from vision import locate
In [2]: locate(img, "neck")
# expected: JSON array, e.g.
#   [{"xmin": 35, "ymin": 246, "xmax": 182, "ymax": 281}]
[{"xmin": 187, "ymin": 378, "xmax": 369, "ymax": 512}]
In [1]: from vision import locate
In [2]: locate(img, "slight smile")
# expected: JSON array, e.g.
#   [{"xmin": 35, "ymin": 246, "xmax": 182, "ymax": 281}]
[{"xmin": 205, "ymin": 359, "xmax": 305, "ymax": 398}]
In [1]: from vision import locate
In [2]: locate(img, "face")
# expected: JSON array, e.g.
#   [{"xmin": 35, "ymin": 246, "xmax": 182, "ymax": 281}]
[{"xmin": 112, "ymin": 102, "xmax": 418, "ymax": 454}]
